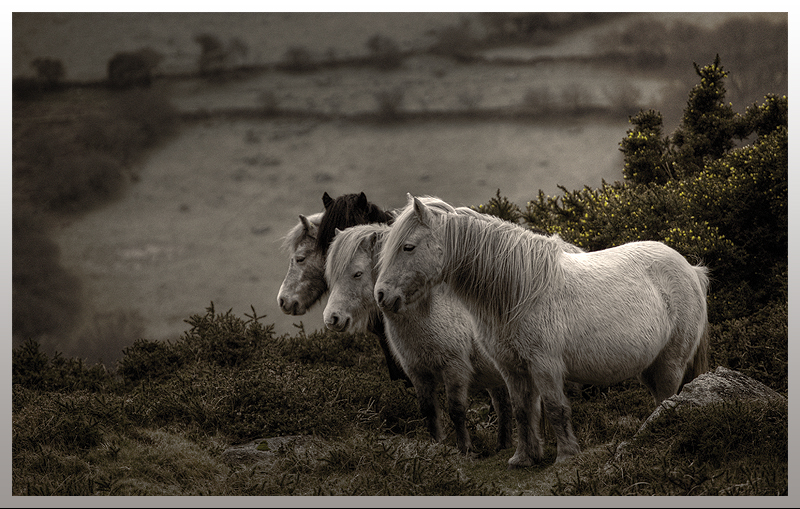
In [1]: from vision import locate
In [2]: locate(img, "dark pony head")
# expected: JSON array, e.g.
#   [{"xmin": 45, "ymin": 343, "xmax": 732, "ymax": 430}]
[{"xmin": 316, "ymin": 192, "xmax": 393, "ymax": 255}]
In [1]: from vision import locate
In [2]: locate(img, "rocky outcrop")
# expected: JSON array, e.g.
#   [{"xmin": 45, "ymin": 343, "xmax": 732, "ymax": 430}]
[
  {"xmin": 221, "ymin": 435, "xmax": 315, "ymax": 466},
  {"xmin": 606, "ymin": 366, "xmax": 785, "ymax": 469}
]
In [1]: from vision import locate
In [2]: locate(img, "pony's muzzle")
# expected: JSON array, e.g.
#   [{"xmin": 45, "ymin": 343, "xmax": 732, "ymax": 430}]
[
  {"xmin": 324, "ymin": 312, "xmax": 349, "ymax": 332},
  {"xmin": 375, "ymin": 288, "xmax": 401, "ymax": 314},
  {"xmin": 278, "ymin": 296, "xmax": 304, "ymax": 315}
]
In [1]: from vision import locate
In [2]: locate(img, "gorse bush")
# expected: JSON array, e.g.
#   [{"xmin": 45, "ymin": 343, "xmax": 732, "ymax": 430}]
[
  {"xmin": 471, "ymin": 188, "xmax": 522, "ymax": 223},
  {"xmin": 524, "ymin": 57, "xmax": 787, "ymax": 325}
]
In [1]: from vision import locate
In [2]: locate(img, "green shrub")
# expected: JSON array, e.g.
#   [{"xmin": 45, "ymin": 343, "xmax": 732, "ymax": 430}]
[
  {"xmin": 112, "ymin": 305, "xmax": 420, "ymax": 442},
  {"xmin": 177, "ymin": 304, "xmax": 275, "ymax": 368},
  {"xmin": 117, "ymin": 338, "xmax": 185, "ymax": 383},
  {"xmin": 275, "ymin": 324, "xmax": 386, "ymax": 369},
  {"xmin": 620, "ymin": 109, "xmax": 672, "ymax": 185},
  {"xmin": 471, "ymin": 189, "xmax": 522, "ymax": 223},
  {"xmin": 13, "ymin": 339, "xmax": 113, "ymax": 392},
  {"xmin": 708, "ymin": 301, "xmax": 787, "ymax": 393}
]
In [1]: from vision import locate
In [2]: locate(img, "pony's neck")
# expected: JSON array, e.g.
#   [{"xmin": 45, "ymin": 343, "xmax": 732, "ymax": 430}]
[{"xmin": 439, "ymin": 213, "xmax": 561, "ymax": 326}]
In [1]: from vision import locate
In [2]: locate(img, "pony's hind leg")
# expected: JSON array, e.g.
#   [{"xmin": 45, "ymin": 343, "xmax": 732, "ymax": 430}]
[
  {"xmin": 488, "ymin": 386, "xmax": 513, "ymax": 451},
  {"xmin": 639, "ymin": 354, "xmax": 686, "ymax": 405},
  {"xmin": 639, "ymin": 331, "xmax": 697, "ymax": 405}
]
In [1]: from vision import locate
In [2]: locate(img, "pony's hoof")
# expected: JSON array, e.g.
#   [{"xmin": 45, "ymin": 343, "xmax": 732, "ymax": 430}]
[
  {"xmin": 555, "ymin": 449, "xmax": 580, "ymax": 464},
  {"xmin": 507, "ymin": 455, "xmax": 533, "ymax": 469}
]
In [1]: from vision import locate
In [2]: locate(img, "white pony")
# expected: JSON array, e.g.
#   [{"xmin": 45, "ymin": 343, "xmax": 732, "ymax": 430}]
[
  {"xmin": 375, "ymin": 194, "xmax": 710, "ymax": 467},
  {"xmin": 323, "ymin": 220, "xmax": 513, "ymax": 455}
]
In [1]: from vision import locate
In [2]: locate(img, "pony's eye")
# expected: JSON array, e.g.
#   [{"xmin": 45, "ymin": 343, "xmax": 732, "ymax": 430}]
[
  {"xmin": 353, "ymin": 271, "xmax": 363, "ymax": 279},
  {"xmin": 402, "ymin": 244, "xmax": 415, "ymax": 252},
  {"xmin": 295, "ymin": 255, "xmax": 306, "ymax": 263}
]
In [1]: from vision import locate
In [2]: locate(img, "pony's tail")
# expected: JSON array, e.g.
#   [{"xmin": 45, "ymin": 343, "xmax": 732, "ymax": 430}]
[
  {"xmin": 680, "ymin": 264, "xmax": 711, "ymax": 390},
  {"xmin": 681, "ymin": 324, "xmax": 710, "ymax": 390}
]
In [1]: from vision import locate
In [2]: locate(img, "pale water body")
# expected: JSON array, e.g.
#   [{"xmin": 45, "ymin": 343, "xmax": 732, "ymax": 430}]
[{"xmin": 51, "ymin": 118, "xmax": 630, "ymax": 346}]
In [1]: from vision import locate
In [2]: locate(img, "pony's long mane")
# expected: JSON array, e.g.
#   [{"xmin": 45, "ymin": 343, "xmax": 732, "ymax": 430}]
[
  {"xmin": 326, "ymin": 223, "xmax": 390, "ymax": 288},
  {"xmin": 381, "ymin": 197, "xmax": 565, "ymax": 327},
  {"xmin": 281, "ymin": 211, "xmax": 323, "ymax": 252},
  {"xmin": 441, "ymin": 213, "xmax": 564, "ymax": 325},
  {"xmin": 316, "ymin": 193, "xmax": 394, "ymax": 255}
]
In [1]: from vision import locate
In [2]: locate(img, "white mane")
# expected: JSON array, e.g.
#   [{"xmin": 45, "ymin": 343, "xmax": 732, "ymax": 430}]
[
  {"xmin": 441, "ymin": 213, "xmax": 564, "ymax": 327},
  {"xmin": 381, "ymin": 196, "xmax": 565, "ymax": 329}
]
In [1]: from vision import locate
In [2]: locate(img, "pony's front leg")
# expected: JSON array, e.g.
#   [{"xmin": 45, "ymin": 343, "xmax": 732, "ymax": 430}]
[
  {"xmin": 412, "ymin": 373, "xmax": 444, "ymax": 443},
  {"xmin": 534, "ymin": 367, "xmax": 580, "ymax": 463},
  {"xmin": 488, "ymin": 386, "xmax": 513, "ymax": 451},
  {"xmin": 444, "ymin": 380, "xmax": 472, "ymax": 455},
  {"xmin": 502, "ymin": 370, "xmax": 543, "ymax": 468}
]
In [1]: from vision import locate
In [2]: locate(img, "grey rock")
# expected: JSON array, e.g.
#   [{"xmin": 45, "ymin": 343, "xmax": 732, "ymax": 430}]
[
  {"xmin": 606, "ymin": 366, "xmax": 785, "ymax": 470},
  {"xmin": 221, "ymin": 435, "xmax": 313, "ymax": 466}
]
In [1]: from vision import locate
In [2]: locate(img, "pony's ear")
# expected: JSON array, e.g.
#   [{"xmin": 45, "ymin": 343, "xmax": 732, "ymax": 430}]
[
  {"xmin": 299, "ymin": 214, "xmax": 316, "ymax": 238},
  {"xmin": 334, "ymin": 228, "xmax": 343, "ymax": 236},
  {"xmin": 412, "ymin": 195, "xmax": 433, "ymax": 226},
  {"xmin": 322, "ymin": 192, "xmax": 333, "ymax": 209},
  {"xmin": 368, "ymin": 231, "xmax": 378, "ymax": 252},
  {"xmin": 357, "ymin": 191, "xmax": 368, "ymax": 209}
]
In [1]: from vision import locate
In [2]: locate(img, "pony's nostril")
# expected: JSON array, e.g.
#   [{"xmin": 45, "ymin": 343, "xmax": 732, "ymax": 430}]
[
  {"xmin": 376, "ymin": 291, "xmax": 384, "ymax": 304},
  {"xmin": 279, "ymin": 297, "xmax": 286, "ymax": 308},
  {"xmin": 329, "ymin": 314, "xmax": 338, "ymax": 326}
]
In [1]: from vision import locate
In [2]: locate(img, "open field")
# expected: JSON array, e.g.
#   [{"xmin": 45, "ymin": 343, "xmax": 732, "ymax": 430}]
[{"xmin": 15, "ymin": 12, "xmax": 787, "ymax": 359}]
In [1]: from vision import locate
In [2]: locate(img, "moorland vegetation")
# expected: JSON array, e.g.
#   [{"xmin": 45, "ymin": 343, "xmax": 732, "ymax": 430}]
[{"xmin": 12, "ymin": 14, "xmax": 787, "ymax": 496}]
